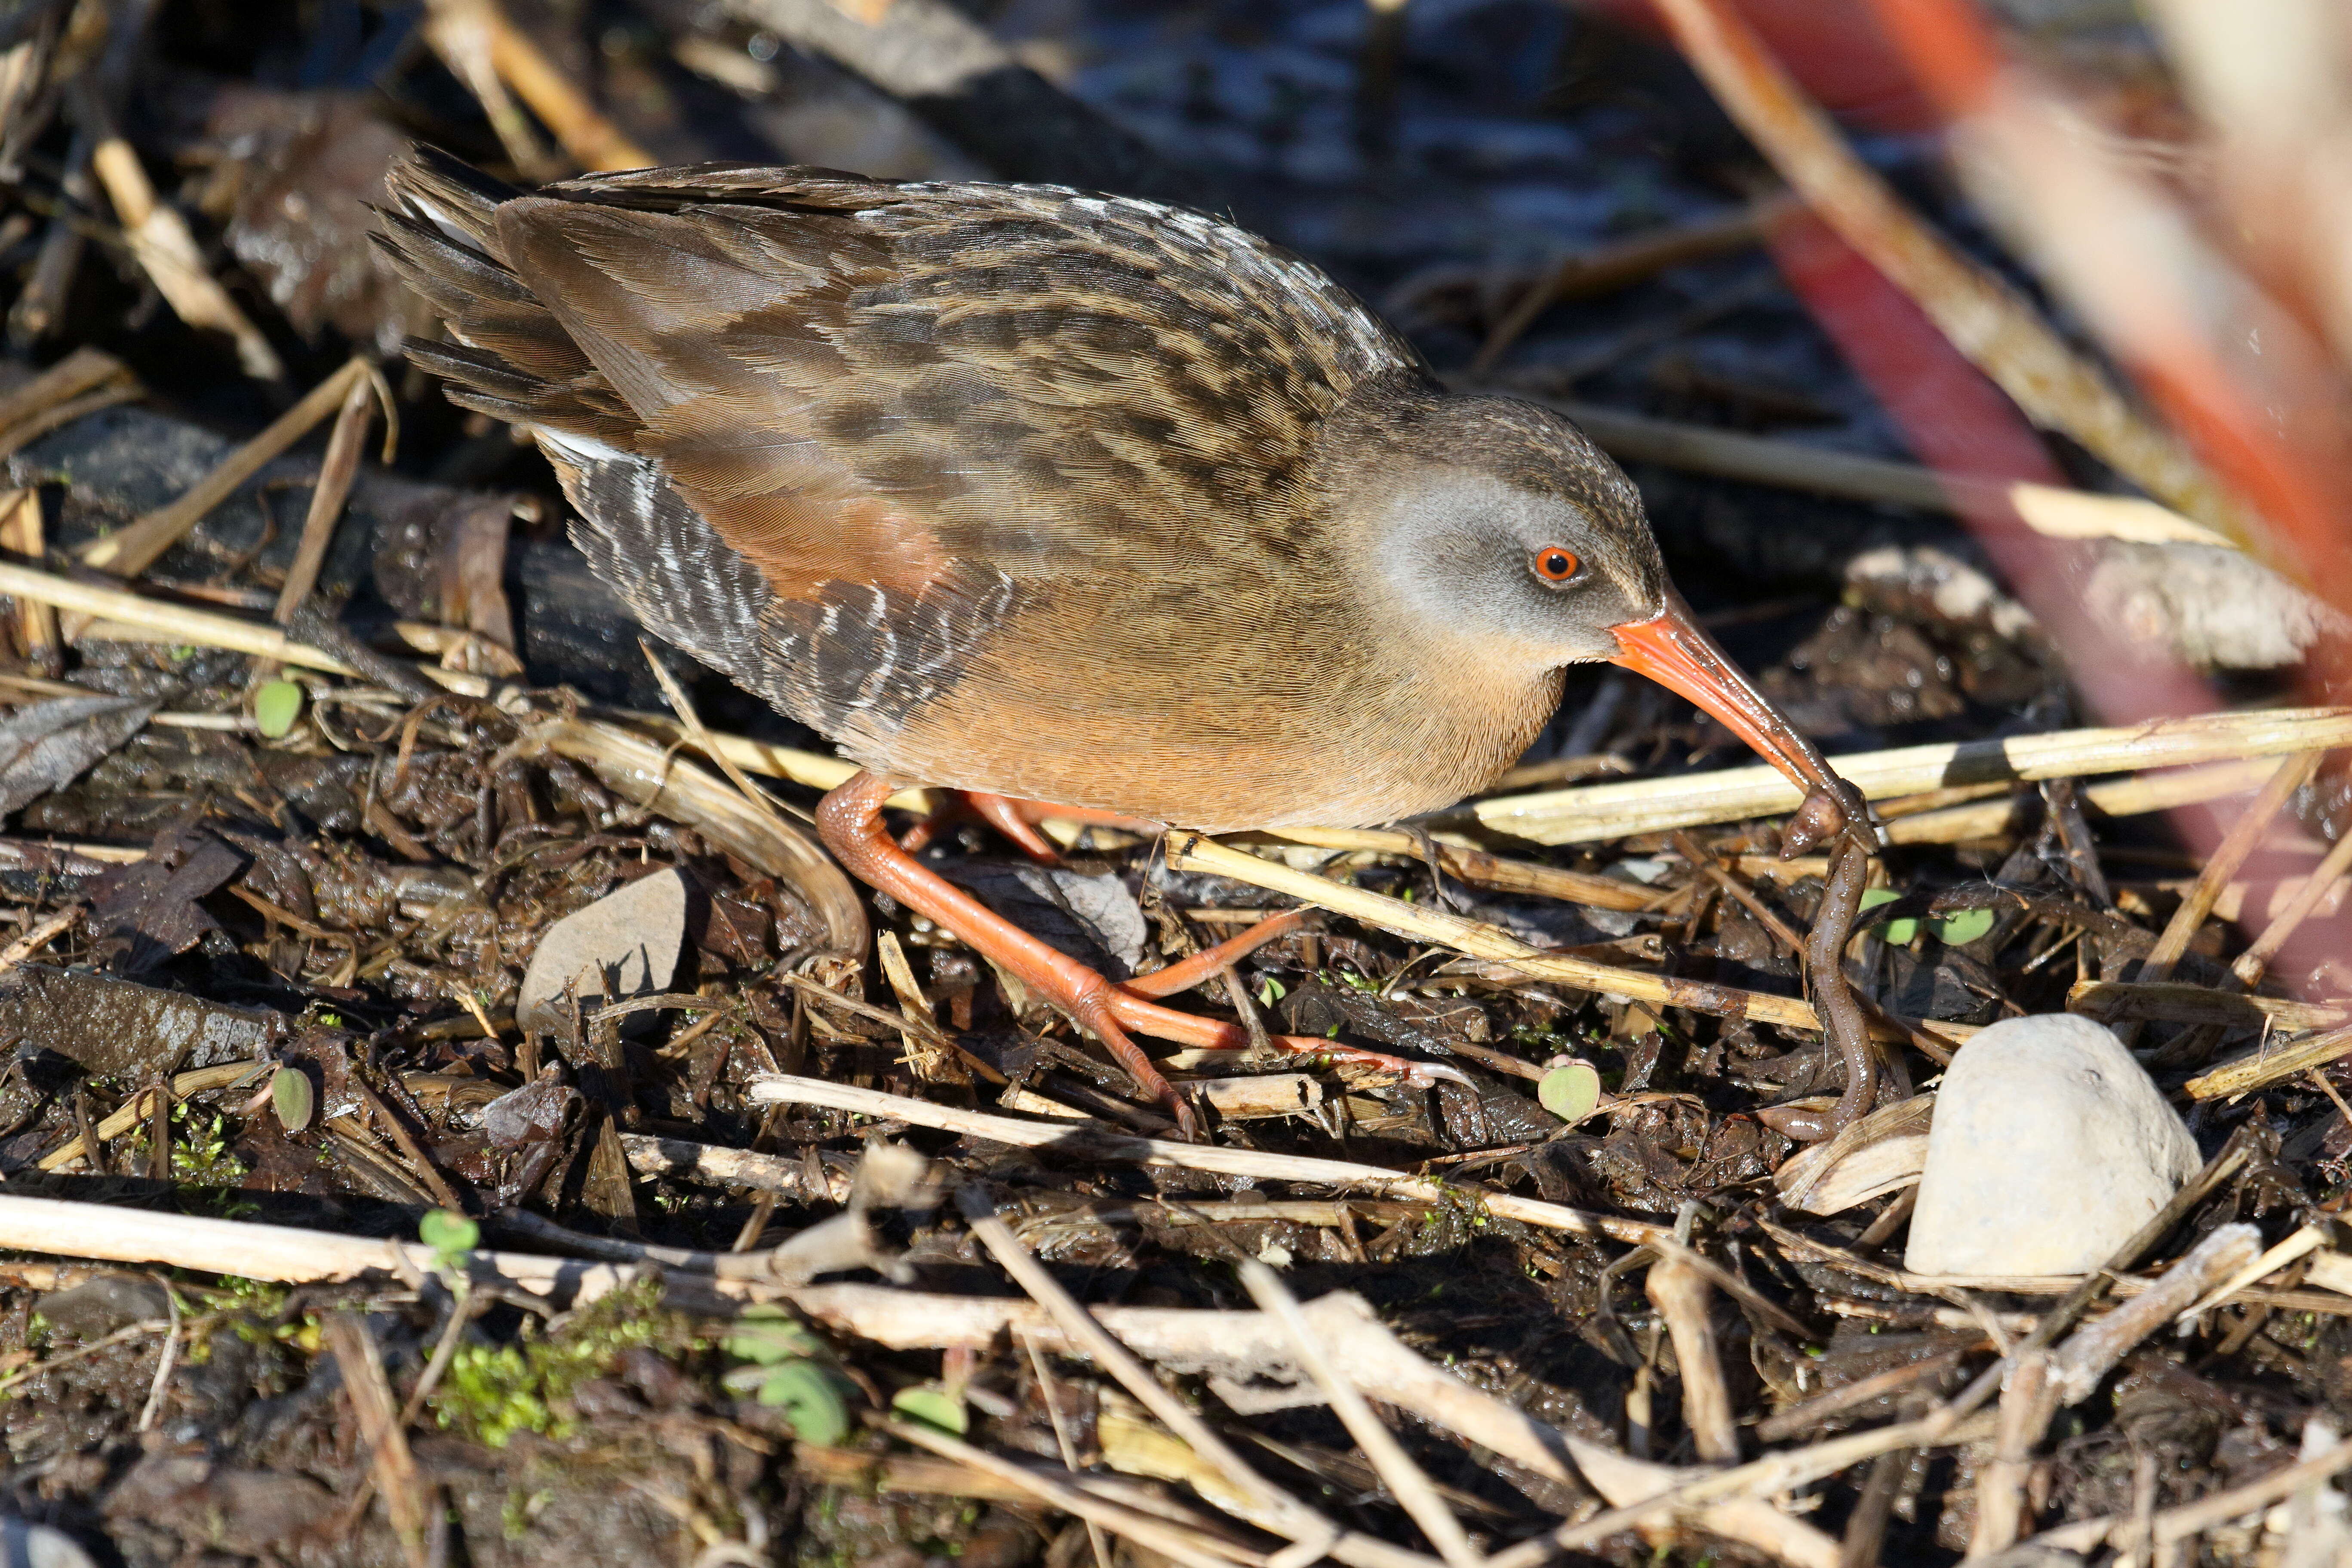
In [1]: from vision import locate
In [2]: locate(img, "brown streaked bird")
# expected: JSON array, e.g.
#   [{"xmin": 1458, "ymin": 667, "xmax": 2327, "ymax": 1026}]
[{"xmin": 375, "ymin": 147, "xmax": 1860, "ymax": 1136}]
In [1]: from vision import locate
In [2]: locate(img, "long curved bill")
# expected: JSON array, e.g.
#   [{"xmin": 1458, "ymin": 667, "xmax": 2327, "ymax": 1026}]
[{"xmin": 1608, "ymin": 595, "xmax": 1858, "ymax": 850}]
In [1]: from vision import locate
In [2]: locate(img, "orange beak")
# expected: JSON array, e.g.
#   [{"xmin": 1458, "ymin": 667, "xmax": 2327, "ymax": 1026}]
[{"xmin": 1608, "ymin": 594, "xmax": 1861, "ymax": 853}]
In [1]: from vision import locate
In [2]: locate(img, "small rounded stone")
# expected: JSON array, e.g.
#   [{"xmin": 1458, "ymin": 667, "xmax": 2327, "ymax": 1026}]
[{"xmin": 1905, "ymin": 1014, "xmax": 2199, "ymax": 1278}]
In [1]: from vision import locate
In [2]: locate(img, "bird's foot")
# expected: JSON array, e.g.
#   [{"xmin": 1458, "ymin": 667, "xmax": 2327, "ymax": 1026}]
[
  {"xmin": 819, "ymin": 772, "xmax": 1469, "ymax": 1134},
  {"xmin": 1108, "ymin": 908, "xmax": 1471, "ymax": 1086}
]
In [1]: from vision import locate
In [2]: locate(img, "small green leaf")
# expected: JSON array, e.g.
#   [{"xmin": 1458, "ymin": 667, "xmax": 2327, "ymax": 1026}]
[
  {"xmin": 891, "ymin": 1384, "xmax": 968, "ymax": 1436},
  {"xmin": 1931, "ymin": 908, "xmax": 1995, "ymax": 945},
  {"xmin": 419, "ymin": 1209, "xmax": 479, "ymax": 1256},
  {"xmin": 1256, "ymin": 976, "xmax": 1286, "ymax": 1007},
  {"xmin": 254, "ymin": 680, "xmax": 304, "ymax": 738},
  {"xmin": 1536, "ymin": 1062, "xmax": 1602, "ymax": 1125},
  {"xmin": 1857, "ymin": 887, "xmax": 1918, "ymax": 944},
  {"xmin": 725, "ymin": 1306, "xmax": 823, "ymax": 1365},
  {"xmin": 269, "ymin": 1067, "xmax": 314, "ymax": 1133},
  {"xmin": 759, "ymin": 1360, "xmax": 850, "ymax": 1445}
]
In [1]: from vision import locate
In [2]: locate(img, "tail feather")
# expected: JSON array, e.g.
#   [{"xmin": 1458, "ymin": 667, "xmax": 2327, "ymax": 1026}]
[
  {"xmin": 381, "ymin": 144, "xmax": 517, "ymax": 258},
  {"xmin": 373, "ymin": 209, "xmax": 594, "ymax": 384},
  {"xmin": 372, "ymin": 146, "xmax": 633, "ymax": 448},
  {"xmin": 378, "ymin": 147, "xmax": 785, "ymax": 703}
]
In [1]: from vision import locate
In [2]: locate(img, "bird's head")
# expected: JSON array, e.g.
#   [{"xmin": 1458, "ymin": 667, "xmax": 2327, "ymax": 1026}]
[{"xmin": 1351, "ymin": 390, "xmax": 1864, "ymax": 850}]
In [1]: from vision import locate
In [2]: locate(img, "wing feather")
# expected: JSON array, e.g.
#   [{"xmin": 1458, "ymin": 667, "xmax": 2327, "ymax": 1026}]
[{"xmin": 485, "ymin": 173, "xmax": 1425, "ymax": 590}]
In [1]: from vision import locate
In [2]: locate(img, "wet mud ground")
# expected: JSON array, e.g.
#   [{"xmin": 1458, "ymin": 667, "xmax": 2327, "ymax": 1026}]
[{"xmin": 0, "ymin": 1, "xmax": 2340, "ymax": 1565}]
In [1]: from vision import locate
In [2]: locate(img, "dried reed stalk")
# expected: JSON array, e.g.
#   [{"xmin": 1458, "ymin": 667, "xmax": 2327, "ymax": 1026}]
[
  {"xmin": 1263, "ymin": 824, "xmax": 1658, "ymax": 910},
  {"xmin": 0, "ymin": 345, "xmax": 131, "ymax": 431},
  {"xmin": 271, "ymin": 366, "xmax": 381, "ymax": 623},
  {"xmin": 747, "ymin": 1073, "xmax": 1671, "ymax": 1245},
  {"xmin": 1470, "ymin": 192, "xmax": 1796, "ymax": 375},
  {"xmin": 37, "ymin": 1062, "xmax": 257, "ymax": 1172},
  {"xmin": 424, "ymin": 0, "xmax": 653, "ymax": 172},
  {"xmin": 1966, "ymin": 1349, "xmax": 2053, "ymax": 1559},
  {"xmin": 82, "ymin": 127, "xmax": 282, "ymax": 382},
  {"xmin": 1879, "ymin": 756, "xmax": 2283, "ymax": 848},
  {"xmin": 0, "ymin": 1191, "xmax": 658, "ymax": 1298},
  {"xmin": 2135, "ymin": 752, "xmax": 2323, "ymax": 991},
  {"xmin": 2069, "ymin": 981, "xmax": 2343, "ymax": 1034},
  {"xmin": 0, "ymin": 489, "xmax": 55, "ymax": 670},
  {"xmin": 1470, "ymin": 707, "xmax": 2352, "ymax": 845},
  {"xmin": 322, "ymin": 1314, "xmax": 433, "ymax": 1568},
  {"xmin": 80, "ymin": 357, "xmax": 372, "ymax": 580},
  {"xmin": 1645, "ymin": 1253, "xmax": 1740, "ymax": 1463},
  {"xmin": 2183, "ymin": 1024, "xmax": 2352, "ymax": 1102},
  {"xmin": 0, "ymin": 559, "xmax": 362, "ymax": 672},
  {"xmin": 1239, "ymin": 1261, "xmax": 1480, "ymax": 1568},
  {"xmin": 2235, "ymin": 830, "xmax": 2352, "ymax": 985},
  {"xmin": 1167, "ymin": 831, "xmax": 1971, "ymax": 1047}
]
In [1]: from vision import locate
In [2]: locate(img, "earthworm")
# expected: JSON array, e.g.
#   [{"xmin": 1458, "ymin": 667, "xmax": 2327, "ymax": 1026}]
[{"xmin": 1761, "ymin": 788, "xmax": 1878, "ymax": 1142}]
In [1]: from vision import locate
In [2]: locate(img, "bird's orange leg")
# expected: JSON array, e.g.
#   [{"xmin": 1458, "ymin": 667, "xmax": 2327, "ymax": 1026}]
[
  {"xmin": 1118, "ymin": 909, "xmax": 1307, "ymax": 999},
  {"xmin": 965, "ymin": 792, "xmax": 1066, "ymax": 864},
  {"xmin": 821, "ymin": 773, "xmax": 1201, "ymax": 1133},
  {"xmin": 818, "ymin": 774, "xmax": 1467, "ymax": 1135}
]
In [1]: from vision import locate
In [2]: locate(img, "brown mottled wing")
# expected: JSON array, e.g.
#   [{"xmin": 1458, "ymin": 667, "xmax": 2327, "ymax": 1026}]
[
  {"xmin": 504, "ymin": 168, "xmax": 1420, "ymax": 568},
  {"xmin": 480, "ymin": 169, "xmax": 1425, "ymax": 753}
]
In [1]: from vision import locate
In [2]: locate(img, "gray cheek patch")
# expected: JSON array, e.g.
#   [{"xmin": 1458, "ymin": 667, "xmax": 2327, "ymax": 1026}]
[
  {"xmin": 1373, "ymin": 476, "xmax": 1587, "ymax": 609},
  {"xmin": 1369, "ymin": 474, "xmax": 1622, "ymax": 656}
]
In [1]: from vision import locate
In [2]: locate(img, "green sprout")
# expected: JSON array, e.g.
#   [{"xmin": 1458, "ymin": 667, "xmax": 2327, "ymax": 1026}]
[
  {"xmin": 1859, "ymin": 888, "xmax": 1995, "ymax": 946},
  {"xmin": 419, "ymin": 1209, "xmax": 480, "ymax": 1275},
  {"xmin": 253, "ymin": 681, "xmax": 304, "ymax": 738},
  {"xmin": 890, "ymin": 1384, "xmax": 967, "ymax": 1436},
  {"xmin": 721, "ymin": 1304, "xmax": 850, "ymax": 1446}
]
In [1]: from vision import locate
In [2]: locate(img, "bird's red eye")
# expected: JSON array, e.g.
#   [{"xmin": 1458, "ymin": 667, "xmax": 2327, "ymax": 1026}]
[{"xmin": 1530, "ymin": 546, "xmax": 1580, "ymax": 584}]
